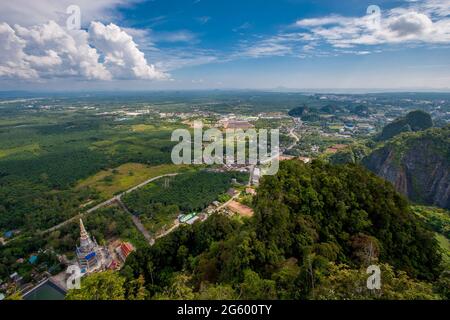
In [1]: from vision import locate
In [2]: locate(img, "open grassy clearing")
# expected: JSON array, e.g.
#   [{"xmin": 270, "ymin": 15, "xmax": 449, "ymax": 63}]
[
  {"xmin": 436, "ymin": 233, "xmax": 450, "ymax": 268},
  {"xmin": 0, "ymin": 143, "xmax": 41, "ymax": 158},
  {"xmin": 76, "ymin": 163, "xmax": 193, "ymax": 199},
  {"xmin": 131, "ymin": 124, "xmax": 156, "ymax": 132}
]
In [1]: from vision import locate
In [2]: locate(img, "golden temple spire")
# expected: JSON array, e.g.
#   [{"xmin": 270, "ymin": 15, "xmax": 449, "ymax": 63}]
[{"xmin": 80, "ymin": 218, "xmax": 88, "ymax": 239}]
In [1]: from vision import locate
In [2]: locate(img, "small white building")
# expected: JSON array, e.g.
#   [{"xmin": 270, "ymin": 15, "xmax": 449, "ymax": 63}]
[{"xmin": 252, "ymin": 167, "xmax": 261, "ymax": 185}]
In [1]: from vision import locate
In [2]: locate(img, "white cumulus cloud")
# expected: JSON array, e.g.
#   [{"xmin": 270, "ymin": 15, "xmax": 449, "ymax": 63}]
[
  {"xmin": 294, "ymin": 1, "xmax": 450, "ymax": 48},
  {"xmin": 0, "ymin": 21, "xmax": 167, "ymax": 81},
  {"xmin": 234, "ymin": 0, "xmax": 450, "ymax": 60},
  {"xmin": 89, "ymin": 22, "xmax": 167, "ymax": 80},
  {"xmin": 14, "ymin": 21, "xmax": 111, "ymax": 80},
  {"xmin": 0, "ymin": 23, "xmax": 38, "ymax": 79},
  {"xmin": 0, "ymin": 0, "xmax": 140, "ymax": 27}
]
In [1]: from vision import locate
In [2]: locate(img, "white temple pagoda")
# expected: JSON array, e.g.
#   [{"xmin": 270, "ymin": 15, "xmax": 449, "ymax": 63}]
[{"xmin": 76, "ymin": 219, "xmax": 104, "ymax": 274}]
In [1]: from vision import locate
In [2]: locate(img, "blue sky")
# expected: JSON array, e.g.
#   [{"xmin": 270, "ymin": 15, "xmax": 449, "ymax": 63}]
[{"xmin": 0, "ymin": 0, "xmax": 449, "ymax": 91}]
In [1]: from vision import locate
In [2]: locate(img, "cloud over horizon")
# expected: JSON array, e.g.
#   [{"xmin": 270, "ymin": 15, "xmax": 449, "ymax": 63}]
[
  {"xmin": 0, "ymin": 0, "xmax": 449, "ymax": 90},
  {"xmin": 238, "ymin": 0, "xmax": 450, "ymax": 59},
  {"xmin": 294, "ymin": 7, "xmax": 450, "ymax": 49}
]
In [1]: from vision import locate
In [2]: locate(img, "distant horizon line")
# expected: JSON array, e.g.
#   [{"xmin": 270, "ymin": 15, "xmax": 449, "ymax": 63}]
[{"xmin": 1, "ymin": 88, "xmax": 450, "ymax": 95}]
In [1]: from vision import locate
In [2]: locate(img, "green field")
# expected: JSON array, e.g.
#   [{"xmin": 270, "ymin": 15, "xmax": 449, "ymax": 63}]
[
  {"xmin": 436, "ymin": 233, "xmax": 450, "ymax": 268},
  {"xmin": 0, "ymin": 103, "xmax": 185, "ymax": 232},
  {"xmin": 123, "ymin": 170, "xmax": 248, "ymax": 213},
  {"xmin": 123, "ymin": 170, "xmax": 248, "ymax": 233},
  {"xmin": 0, "ymin": 143, "xmax": 41, "ymax": 159},
  {"xmin": 77, "ymin": 163, "xmax": 192, "ymax": 199},
  {"xmin": 413, "ymin": 205, "xmax": 450, "ymax": 269}
]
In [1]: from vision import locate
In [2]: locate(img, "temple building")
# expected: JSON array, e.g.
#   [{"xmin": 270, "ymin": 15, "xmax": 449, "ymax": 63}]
[
  {"xmin": 76, "ymin": 219, "xmax": 108, "ymax": 274},
  {"xmin": 115, "ymin": 242, "xmax": 135, "ymax": 262}
]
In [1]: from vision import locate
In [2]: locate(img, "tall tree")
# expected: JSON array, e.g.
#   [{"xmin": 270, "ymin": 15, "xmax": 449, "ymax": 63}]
[{"xmin": 66, "ymin": 271, "xmax": 126, "ymax": 300}]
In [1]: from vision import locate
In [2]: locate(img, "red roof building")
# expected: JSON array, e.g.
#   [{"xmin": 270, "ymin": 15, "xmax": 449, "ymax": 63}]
[
  {"xmin": 115, "ymin": 242, "xmax": 135, "ymax": 262},
  {"xmin": 120, "ymin": 243, "xmax": 133, "ymax": 258}
]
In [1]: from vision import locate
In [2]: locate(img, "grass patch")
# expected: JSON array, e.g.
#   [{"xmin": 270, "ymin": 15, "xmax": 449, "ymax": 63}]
[
  {"xmin": 131, "ymin": 124, "xmax": 156, "ymax": 132},
  {"xmin": 436, "ymin": 233, "xmax": 450, "ymax": 269},
  {"xmin": 412, "ymin": 205, "xmax": 450, "ymax": 239},
  {"xmin": 412, "ymin": 205, "xmax": 450, "ymax": 269},
  {"xmin": 141, "ymin": 204, "xmax": 179, "ymax": 235},
  {"xmin": 76, "ymin": 163, "xmax": 192, "ymax": 199},
  {"xmin": 0, "ymin": 143, "xmax": 40, "ymax": 158}
]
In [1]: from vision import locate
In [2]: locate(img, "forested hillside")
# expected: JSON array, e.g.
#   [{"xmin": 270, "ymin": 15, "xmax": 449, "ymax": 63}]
[
  {"xmin": 364, "ymin": 126, "xmax": 449, "ymax": 209},
  {"xmin": 113, "ymin": 160, "xmax": 447, "ymax": 300},
  {"xmin": 377, "ymin": 110, "xmax": 433, "ymax": 141}
]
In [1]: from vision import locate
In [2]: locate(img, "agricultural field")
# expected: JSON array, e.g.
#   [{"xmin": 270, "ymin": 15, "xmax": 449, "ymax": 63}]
[
  {"xmin": 76, "ymin": 163, "xmax": 192, "ymax": 199},
  {"xmin": 122, "ymin": 170, "xmax": 249, "ymax": 233},
  {"xmin": 123, "ymin": 170, "xmax": 248, "ymax": 213},
  {"xmin": 0, "ymin": 100, "xmax": 185, "ymax": 233}
]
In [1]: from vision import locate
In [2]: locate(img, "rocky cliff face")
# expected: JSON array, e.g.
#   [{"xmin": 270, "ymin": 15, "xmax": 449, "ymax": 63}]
[{"xmin": 363, "ymin": 127, "xmax": 450, "ymax": 209}]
